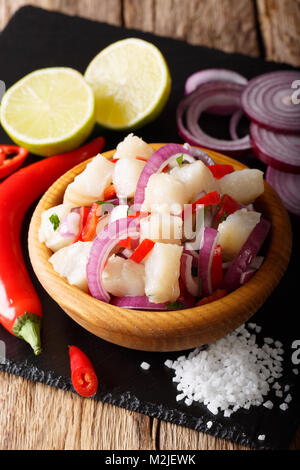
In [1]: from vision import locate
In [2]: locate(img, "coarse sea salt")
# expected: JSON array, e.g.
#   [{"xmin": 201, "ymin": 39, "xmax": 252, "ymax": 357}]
[
  {"xmin": 206, "ymin": 421, "xmax": 213, "ymax": 429},
  {"xmin": 166, "ymin": 324, "xmax": 285, "ymax": 417},
  {"xmin": 140, "ymin": 361, "xmax": 150, "ymax": 370}
]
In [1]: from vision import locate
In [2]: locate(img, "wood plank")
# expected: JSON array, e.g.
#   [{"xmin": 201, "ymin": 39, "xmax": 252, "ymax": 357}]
[
  {"xmin": 0, "ymin": 0, "xmax": 122, "ymax": 31},
  {"xmin": 0, "ymin": 372, "xmax": 154, "ymax": 450},
  {"xmin": 256, "ymin": 0, "xmax": 300, "ymax": 66},
  {"xmin": 124, "ymin": 0, "xmax": 260, "ymax": 57}
]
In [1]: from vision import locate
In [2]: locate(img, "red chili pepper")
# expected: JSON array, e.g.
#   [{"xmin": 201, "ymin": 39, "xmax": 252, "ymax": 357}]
[
  {"xmin": 103, "ymin": 184, "xmax": 117, "ymax": 201},
  {"xmin": 208, "ymin": 164, "xmax": 235, "ymax": 179},
  {"xmin": 196, "ymin": 289, "xmax": 227, "ymax": 306},
  {"xmin": 190, "ymin": 191, "xmax": 221, "ymax": 214},
  {"xmin": 0, "ymin": 145, "xmax": 29, "ymax": 179},
  {"xmin": 69, "ymin": 345, "xmax": 98, "ymax": 397},
  {"xmin": 211, "ymin": 244, "xmax": 223, "ymax": 291},
  {"xmin": 81, "ymin": 203, "xmax": 99, "ymax": 242},
  {"xmin": 215, "ymin": 194, "xmax": 240, "ymax": 224},
  {"xmin": 0, "ymin": 137, "xmax": 105, "ymax": 354},
  {"xmin": 130, "ymin": 238, "xmax": 155, "ymax": 263}
]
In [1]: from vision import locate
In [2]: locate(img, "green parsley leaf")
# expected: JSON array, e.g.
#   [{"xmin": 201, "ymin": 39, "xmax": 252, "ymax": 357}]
[
  {"xmin": 176, "ymin": 154, "xmax": 184, "ymax": 167},
  {"xmin": 166, "ymin": 301, "xmax": 185, "ymax": 310},
  {"xmin": 49, "ymin": 214, "xmax": 60, "ymax": 231}
]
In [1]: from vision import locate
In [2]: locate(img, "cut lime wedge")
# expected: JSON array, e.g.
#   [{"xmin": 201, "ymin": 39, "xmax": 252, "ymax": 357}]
[
  {"xmin": 0, "ymin": 67, "xmax": 95, "ymax": 156},
  {"xmin": 84, "ymin": 38, "xmax": 171, "ymax": 130}
]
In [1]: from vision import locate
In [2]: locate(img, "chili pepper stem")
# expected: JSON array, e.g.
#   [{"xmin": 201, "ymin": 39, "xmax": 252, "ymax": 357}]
[{"xmin": 12, "ymin": 312, "xmax": 42, "ymax": 355}]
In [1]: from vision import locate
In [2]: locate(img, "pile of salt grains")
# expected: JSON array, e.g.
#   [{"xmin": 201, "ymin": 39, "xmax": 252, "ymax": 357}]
[{"xmin": 164, "ymin": 322, "xmax": 296, "ymax": 430}]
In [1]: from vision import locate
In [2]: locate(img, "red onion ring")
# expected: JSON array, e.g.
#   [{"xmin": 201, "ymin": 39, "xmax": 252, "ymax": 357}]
[
  {"xmin": 266, "ymin": 166, "xmax": 300, "ymax": 216},
  {"xmin": 198, "ymin": 227, "xmax": 219, "ymax": 296},
  {"xmin": 240, "ymin": 269, "xmax": 256, "ymax": 285},
  {"xmin": 111, "ymin": 294, "xmax": 195, "ymax": 310},
  {"xmin": 185, "ymin": 69, "xmax": 247, "ymax": 114},
  {"xmin": 183, "ymin": 143, "xmax": 215, "ymax": 166},
  {"xmin": 180, "ymin": 253, "xmax": 199, "ymax": 297},
  {"xmin": 222, "ymin": 217, "xmax": 270, "ymax": 291},
  {"xmin": 134, "ymin": 143, "xmax": 194, "ymax": 207},
  {"xmin": 241, "ymin": 71, "xmax": 300, "ymax": 134},
  {"xmin": 87, "ymin": 217, "xmax": 140, "ymax": 303},
  {"xmin": 177, "ymin": 82, "xmax": 252, "ymax": 155},
  {"xmin": 250, "ymin": 123, "xmax": 300, "ymax": 174},
  {"xmin": 229, "ymin": 109, "xmax": 244, "ymax": 140}
]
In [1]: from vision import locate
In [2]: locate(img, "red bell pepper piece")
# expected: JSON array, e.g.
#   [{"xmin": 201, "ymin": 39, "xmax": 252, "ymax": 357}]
[
  {"xmin": 130, "ymin": 238, "xmax": 155, "ymax": 263},
  {"xmin": 190, "ymin": 191, "xmax": 221, "ymax": 214},
  {"xmin": 73, "ymin": 206, "xmax": 90, "ymax": 243},
  {"xmin": 103, "ymin": 184, "xmax": 117, "ymax": 201},
  {"xmin": 208, "ymin": 164, "xmax": 235, "ymax": 179},
  {"xmin": 69, "ymin": 346, "xmax": 98, "ymax": 397},
  {"xmin": 215, "ymin": 194, "xmax": 240, "ymax": 224},
  {"xmin": 196, "ymin": 289, "xmax": 227, "ymax": 306},
  {"xmin": 118, "ymin": 237, "xmax": 132, "ymax": 249},
  {"xmin": 135, "ymin": 156, "xmax": 148, "ymax": 162},
  {"xmin": 0, "ymin": 145, "xmax": 29, "ymax": 179},
  {"xmin": 0, "ymin": 137, "xmax": 105, "ymax": 354},
  {"xmin": 81, "ymin": 203, "xmax": 100, "ymax": 242},
  {"xmin": 110, "ymin": 158, "xmax": 119, "ymax": 163},
  {"xmin": 211, "ymin": 244, "xmax": 223, "ymax": 291}
]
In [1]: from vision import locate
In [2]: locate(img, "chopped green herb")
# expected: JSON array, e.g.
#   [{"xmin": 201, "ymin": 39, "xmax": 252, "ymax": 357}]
[
  {"xmin": 176, "ymin": 154, "xmax": 184, "ymax": 167},
  {"xmin": 166, "ymin": 301, "xmax": 185, "ymax": 310},
  {"xmin": 219, "ymin": 210, "xmax": 228, "ymax": 223},
  {"xmin": 49, "ymin": 214, "xmax": 60, "ymax": 231},
  {"xmin": 198, "ymin": 277, "xmax": 202, "ymax": 296},
  {"xmin": 96, "ymin": 200, "xmax": 117, "ymax": 206}
]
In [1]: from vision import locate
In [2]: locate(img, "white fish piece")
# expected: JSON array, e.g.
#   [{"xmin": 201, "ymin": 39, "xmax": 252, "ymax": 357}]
[
  {"xmin": 144, "ymin": 243, "xmax": 183, "ymax": 303},
  {"xmin": 219, "ymin": 169, "xmax": 264, "ymax": 205},
  {"xmin": 49, "ymin": 241, "xmax": 92, "ymax": 292},
  {"xmin": 64, "ymin": 153, "xmax": 114, "ymax": 207},
  {"xmin": 113, "ymin": 158, "xmax": 146, "ymax": 198},
  {"xmin": 218, "ymin": 209, "xmax": 261, "ymax": 260},
  {"xmin": 102, "ymin": 254, "xmax": 145, "ymax": 297},
  {"xmin": 113, "ymin": 133, "xmax": 154, "ymax": 160},
  {"xmin": 110, "ymin": 204, "xmax": 129, "ymax": 224},
  {"xmin": 39, "ymin": 204, "xmax": 77, "ymax": 252},
  {"xmin": 140, "ymin": 213, "xmax": 182, "ymax": 245},
  {"xmin": 170, "ymin": 160, "xmax": 219, "ymax": 201},
  {"xmin": 141, "ymin": 173, "xmax": 188, "ymax": 215}
]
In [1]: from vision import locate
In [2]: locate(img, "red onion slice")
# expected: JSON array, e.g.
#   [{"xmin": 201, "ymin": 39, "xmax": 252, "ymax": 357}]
[
  {"xmin": 134, "ymin": 143, "xmax": 194, "ymax": 206},
  {"xmin": 177, "ymin": 82, "xmax": 252, "ymax": 155},
  {"xmin": 222, "ymin": 217, "xmax": 271, "ymax": 291},
  {"xmin": 111, "ymin": 294, "xmax": 195, "ymax": 310},
  {"xmin": 229, "ymin": 109, "xmax": 244, "ymax": 140},
  {"xmin": 266, "ymin": 166, "xmax": 300, "ymax": 216},
  {"xmin": 87, "ymin": 217, "xmax": 140, "ymax": 303},
  {"xmin": 59, "ymin": 212, "xmax": 80, "ymax": 238},
  {"xmin": 250, "ymin": 123, "xmax": 300, "ymax": 174},
  {"xmin": 240, "ymin": 269, "xmax": 256, "ymax": 285},
  {"xmin": 241, "ymin": 71, "xmax": 300, "ymax": 134},
  {"xmin": 185, "ymin": 69, "xmax": 247, "ymax": 114},
  {"xmin": 180, "ymin": 253, "xmax": 199, "ymax": 297},
  {"xmin": 183, "ymin": 143, "xmax": 215, "ymax": 166},
  {"xmin": 198, "ymin": 227, "xmax": 219, "ymax": 296}
]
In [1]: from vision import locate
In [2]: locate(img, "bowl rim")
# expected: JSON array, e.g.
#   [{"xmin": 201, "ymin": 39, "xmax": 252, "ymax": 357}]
[{"xmin": 28, "ymin": 144, "xmax": 292, "ymax": 347}]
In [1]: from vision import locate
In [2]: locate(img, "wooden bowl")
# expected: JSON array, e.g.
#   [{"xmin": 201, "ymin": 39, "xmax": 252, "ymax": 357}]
[{"xmin": 28, "ymin": 144, "xmax": 292, "ymax": 352}]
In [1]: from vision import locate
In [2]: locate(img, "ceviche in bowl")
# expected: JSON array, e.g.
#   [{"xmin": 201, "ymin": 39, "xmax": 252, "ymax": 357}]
[{"xmin": 29, "ymin": 136, "xmax": 292, "ymax": 351}]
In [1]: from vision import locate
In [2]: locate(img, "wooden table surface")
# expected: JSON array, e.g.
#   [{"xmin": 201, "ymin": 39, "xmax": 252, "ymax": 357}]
[{"xmin": 0, "ymin": 0, "xmax": 299, "ymax": 450}]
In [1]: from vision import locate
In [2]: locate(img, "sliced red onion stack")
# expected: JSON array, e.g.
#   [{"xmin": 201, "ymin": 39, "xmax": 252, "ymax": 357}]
[
  {"xmin": 241, "ymin": 71, "xmax": 300, "ymax": 134},
  {"xmin": 177, "ymin": 81, "xmax": 251, "ymax": 155},
  {"xmin": 266, "ymin": 166, "xmax": 300, "ymax": 217},
  {"xmin": 250, "ymin": 123, "xmax": 300, "ymax": 174}
]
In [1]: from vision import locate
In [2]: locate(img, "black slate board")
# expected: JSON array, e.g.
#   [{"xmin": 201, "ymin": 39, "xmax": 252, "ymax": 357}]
[{"xmin": 0, "ymin": 6, "xmax": 299, "ymax": 450}]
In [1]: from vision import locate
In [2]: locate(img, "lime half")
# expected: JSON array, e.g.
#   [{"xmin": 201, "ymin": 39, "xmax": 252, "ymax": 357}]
[
  {"xmin": 0, "ymin": 67, "xmax": 95, "ymax": 156},
  {"xmin": 84, "ymin": 38, "xmax": 171, "ymax": 130}
]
